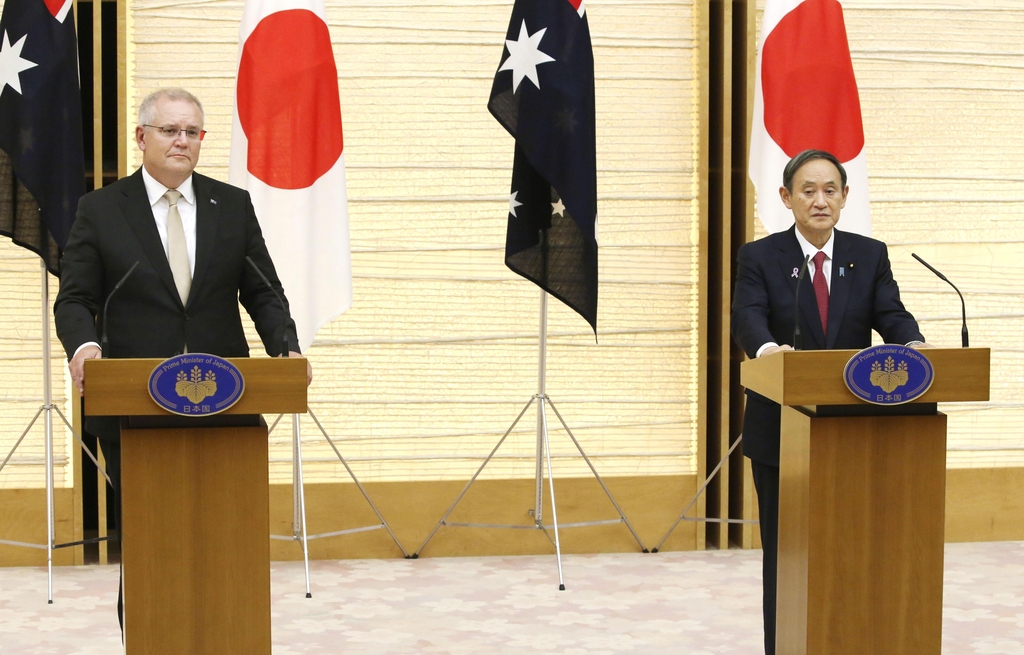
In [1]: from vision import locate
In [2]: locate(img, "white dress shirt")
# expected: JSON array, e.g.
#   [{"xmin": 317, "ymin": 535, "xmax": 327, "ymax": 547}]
[
  {"xmin": 141, "ymin": 166, "xmax": 197, "ymax": 274},
  {"xmin": 754, "ymin": 229, "xmax": 834, "ymax": 358}
]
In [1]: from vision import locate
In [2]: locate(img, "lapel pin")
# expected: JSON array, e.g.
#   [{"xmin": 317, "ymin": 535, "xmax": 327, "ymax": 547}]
[
  {"xmin": 792, "ymin": 267, "xmax": 799, "ymax": 278},
  {"xmin": 839, "ymin": 267, "xmax": 845, "ymax": 277},
  {"xmin": 210, "ymin": 198, "xmax": 217, "ymax": 205},
  {"xmin": 848, "ymin": 262, "xmax": 854, "ymax": 269}
]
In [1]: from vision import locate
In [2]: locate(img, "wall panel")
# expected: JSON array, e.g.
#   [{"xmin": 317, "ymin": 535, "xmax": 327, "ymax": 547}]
[{"xmin": 126, "ymin": 0, "xmax": 703, "ymax": 484}]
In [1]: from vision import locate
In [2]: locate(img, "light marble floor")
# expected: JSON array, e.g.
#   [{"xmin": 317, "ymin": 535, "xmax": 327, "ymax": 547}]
[{"xmin": 2, "ymin": 541, "xmax": 1024, "ymax": 653}]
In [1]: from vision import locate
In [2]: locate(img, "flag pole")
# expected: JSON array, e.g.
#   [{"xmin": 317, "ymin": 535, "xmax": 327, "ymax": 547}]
[
  {"xmin": 41, "ymin": 260, "xmax": 55, "ymax": 603},
  {"xmin": 535, "ymin": 290, "xmax": 566, "ymax": 590},
  {"xmin": 535, "ymin": 295, "xmax": 545, "ymax": 508},
  {"xmin": 291, "ymin": 415, "xmax": 312, "ymax": 598}
]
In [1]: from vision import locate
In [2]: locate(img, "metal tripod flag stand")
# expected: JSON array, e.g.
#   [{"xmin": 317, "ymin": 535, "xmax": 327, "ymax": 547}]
[
  {"xmin": 414, "ymin": 290, "xmax": 648, "ymax": 589},
  {"xmin": 0, "ymin": 260, "xmax": 113, "ymax": 603},
  {"xmin": 268, "ymin": 408, "xmax": 409, "ymax": 598}
]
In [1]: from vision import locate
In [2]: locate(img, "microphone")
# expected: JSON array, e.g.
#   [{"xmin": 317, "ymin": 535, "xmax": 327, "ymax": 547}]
[
  {"xmin": 245, "ymin": 256, "xmax": 292, "ymax": 357},
  {"xmin": 912, "ymin": 253, "xmax": 969, "ymax": 347},
  {"xmin": 100, "ymin": 261, "xmax": 139, "ymax": 357},
  {"xmin": 792, "ymin": 254, "xmax": 810, "ymax": 350}
]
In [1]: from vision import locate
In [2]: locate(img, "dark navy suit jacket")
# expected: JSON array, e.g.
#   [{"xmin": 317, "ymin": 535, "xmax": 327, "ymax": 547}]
[{"xmin": 731, "ymin": 225, "xmax": 924, "ymax": 466}]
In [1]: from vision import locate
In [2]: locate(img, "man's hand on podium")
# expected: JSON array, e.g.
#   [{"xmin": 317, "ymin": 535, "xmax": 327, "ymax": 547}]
[
  {"xmin": 760, "ymin": 344, "xmax": 794, "ymax": 357},
  {"xmin": 285, "ymin": 351, "xmax": 313, "ymax": 387},
  {"xmin": 69, "ymin": 344, "xmax": 102, "ymax": 395}
]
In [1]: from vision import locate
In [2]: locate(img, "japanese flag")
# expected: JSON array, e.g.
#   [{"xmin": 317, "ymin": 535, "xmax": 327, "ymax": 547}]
[
  {"xmin": 750, "ymin": 0, "xmax": 871, "ymax": 236},
  {"xmin": 229, "ymin": 0, "xmax": 351, "ymax": 352}
]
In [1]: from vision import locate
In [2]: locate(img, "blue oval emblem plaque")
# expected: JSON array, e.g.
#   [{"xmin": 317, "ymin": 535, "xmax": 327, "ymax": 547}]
[
  {"xmin": 843, "ymin": 345, "xmax": 934, "ymax": 406},
  {"xmin": 149, "ymin": 354, "xmax": 245, "ymax": 416}
]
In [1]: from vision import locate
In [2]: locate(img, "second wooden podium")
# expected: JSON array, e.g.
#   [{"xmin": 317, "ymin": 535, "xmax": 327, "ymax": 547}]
[
  {"xmin": 84, "ymin": 357, "xmax": 307, "ymax": 655},
  {"xmin": 741, "ymin": 348, "xmax": 989, "ymax": 655}
]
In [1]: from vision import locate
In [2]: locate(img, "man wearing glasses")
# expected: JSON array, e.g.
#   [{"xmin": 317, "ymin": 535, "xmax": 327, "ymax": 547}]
[{"xmin": 53, "ymin": 87, "xmax": 309, "ymax": 623}]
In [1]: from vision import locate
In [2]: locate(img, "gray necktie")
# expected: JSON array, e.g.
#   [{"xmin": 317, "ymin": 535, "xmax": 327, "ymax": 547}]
[{"xmin": 164, "ymin": 189, "xmax": 191, "ymax": 305}]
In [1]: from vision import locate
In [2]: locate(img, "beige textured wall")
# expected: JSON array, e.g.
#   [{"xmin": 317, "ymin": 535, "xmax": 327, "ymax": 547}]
[
  {"xmin": 753, "ymin": 1, "xmax": 1024, "ymax": 468},
  {"xmin": 122, "ymin": 0, "xmax": 702, "ymax": 484},
  {"xmin": 4, "ymin": 0, "xmax": 1021, "ymax": 492}
]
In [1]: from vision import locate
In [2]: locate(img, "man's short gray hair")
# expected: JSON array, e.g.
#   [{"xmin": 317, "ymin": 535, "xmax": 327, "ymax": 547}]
[
  {"xmin": 782, "ymin": 149, "xmax": 847, "ymax": 192},
  {"xmin": 138, "ymin": 88, "xmax": 205, "ymax": 127}
]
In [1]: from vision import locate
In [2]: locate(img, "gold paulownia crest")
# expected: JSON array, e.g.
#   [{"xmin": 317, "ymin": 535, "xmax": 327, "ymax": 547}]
[
  {"xmin": 869, "ymin": 356, "xmax": 909, "ymax": 394},
  {"xmin": 175, "ymin": 365, "xmax": 218, "ymax": 403}
]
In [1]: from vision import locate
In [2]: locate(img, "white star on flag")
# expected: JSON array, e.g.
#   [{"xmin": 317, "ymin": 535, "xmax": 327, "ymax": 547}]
[
  {"xmin": 551, "ymin": 198, "xmax": 565, "ymax": 217},
  {"xmin": 0, "ymin": 31, "xmax": 37, "ymax": 97},
  {"xmin": 499, "ymin": 20, "xmax": 555, "ymax": 93},
  {"xmin": 509, "ymin": 190, "xmax": 523, "ymax": 217}
]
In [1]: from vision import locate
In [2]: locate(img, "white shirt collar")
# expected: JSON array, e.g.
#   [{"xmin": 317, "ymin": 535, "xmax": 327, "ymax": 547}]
[
  {"xmin": 793, "ymin": 226, "xmax": 835, "ymax": 262},
  {"xmin": 141, "ymin": 165, "xmax": 195, "ymax": 207}
]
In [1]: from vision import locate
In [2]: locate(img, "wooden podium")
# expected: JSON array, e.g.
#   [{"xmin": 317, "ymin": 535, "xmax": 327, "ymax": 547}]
[
  {"xmin": 84, "ymin": 357, "xmax": 307, "ymax": 655},
  {"xmin": 741, "ymin": 348, "xmax": 989, "ymax": 655}
]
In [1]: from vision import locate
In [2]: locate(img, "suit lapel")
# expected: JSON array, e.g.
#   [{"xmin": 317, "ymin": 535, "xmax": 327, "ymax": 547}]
[
  {"xmin": 121, "ymin": 170, "xmax": 181, "ymax": 305},
  {"xmin": 777, "ymin": 226, "xmax": 825, "ymax": 348},
  {"xmin": 826, "ymin": 229, "xmax": 854, "ymax": 349},
  {"xmin": 189, "ymin": 173, "xmax": 220, "ymax": 308}
]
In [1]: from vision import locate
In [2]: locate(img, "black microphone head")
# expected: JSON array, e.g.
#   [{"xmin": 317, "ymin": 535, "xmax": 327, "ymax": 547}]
[{"xmin": 912, "ymin": 252, "xmax": 948, "ymax": 282}]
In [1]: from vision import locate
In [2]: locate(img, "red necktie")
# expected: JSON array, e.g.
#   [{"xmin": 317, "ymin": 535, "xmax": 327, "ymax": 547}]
[{"xmin": 812, "ymin": 251, "xmax": 829, "ymax": 336}]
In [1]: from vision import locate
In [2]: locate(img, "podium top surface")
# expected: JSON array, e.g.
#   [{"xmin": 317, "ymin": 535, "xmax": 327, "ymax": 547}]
[
  {"xmin": 740, "ymin": 347, "xmax": 990, "ymax": 407},
  {"xmin": 83, "ymin": 357, "xmax": 307, "ymax": 416}
]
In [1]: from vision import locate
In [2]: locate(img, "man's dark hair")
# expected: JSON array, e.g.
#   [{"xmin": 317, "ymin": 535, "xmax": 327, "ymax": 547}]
[{"xmin": 782, "ymin": 149, "xmax": 847, "ymax": 192}]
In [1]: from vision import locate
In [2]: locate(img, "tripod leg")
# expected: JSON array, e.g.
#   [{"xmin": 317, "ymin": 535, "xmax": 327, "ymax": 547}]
[
  {"xmin": 415, "ymin": 396, "xmax": 537, "ymax": 556},
  {"xmin": 307, "ymin": 408, "xmax": 410, "ymax": 558},
  {"xmin": 652, "ymin": 434, "xmax": 745, "ymax": 552},
  {"xmin": 267, "ymin": 414, "xmax": 285, "ymax": 436},
  {"xmin": 54, "ymin": 408, "xmax": 112, "ymax": 486},
  {"xmin": 539, "ymin": 398, "xmax": 565, "ymax": 591},
  {"xmin": 0, "ymin": 406, "xmax": 44, "ymax": 475},
  {"xmin": 293, "ymin": 415, "xmax": 313, "ymax": 598},
  {"xmin": 546, "ymin": 399, "xmax": 649, "ymax": 552}
]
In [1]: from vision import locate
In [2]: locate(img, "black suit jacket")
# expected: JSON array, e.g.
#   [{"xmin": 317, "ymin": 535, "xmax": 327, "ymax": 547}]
[
  {"xmin": 54, "ymin": 169, "xmax": 298, "ymax": 439},
  {"xmin": 731, "ymin": 226, "xmax": 924, "ymax": 466}
]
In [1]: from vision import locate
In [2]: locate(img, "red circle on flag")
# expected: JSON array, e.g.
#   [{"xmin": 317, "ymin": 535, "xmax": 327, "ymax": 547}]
[
  {"xmin": 761, "ymin": 0, "xmax": 864, "ymax": 161},
  {"xmin": 236, "ymin": 9, "xmax": 343, "ymax": 190}
]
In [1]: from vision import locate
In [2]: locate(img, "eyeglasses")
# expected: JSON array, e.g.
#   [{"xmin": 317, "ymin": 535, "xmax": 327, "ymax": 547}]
[{"xmin": 143, "ymin": 125, "xmax": 207, "ymax": 141}]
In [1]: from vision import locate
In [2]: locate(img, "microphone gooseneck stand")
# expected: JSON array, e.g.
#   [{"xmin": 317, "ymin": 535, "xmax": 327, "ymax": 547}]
[{"xmin": 912, "ymin": 253, "xmax": 969, "ymax": 347}]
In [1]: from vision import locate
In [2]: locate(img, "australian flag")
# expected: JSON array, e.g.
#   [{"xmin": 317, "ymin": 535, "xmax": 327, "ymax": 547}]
[
  {"xmin": 489, "ymin": 0, "xmax": 597, "ymax": 332},
  {"xmin": 0, "ymin": 0, "xmax": 85, "ymax": 275}
]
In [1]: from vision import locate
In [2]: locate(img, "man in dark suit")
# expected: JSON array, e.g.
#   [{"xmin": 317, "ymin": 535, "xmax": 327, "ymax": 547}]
[
  {"xmin": 731, "ymin": 149, "xmax": 929, "ymax": 655},
  {"xmin": 53, "ymin": 87, "xmax": 310, "ymax": 624}
]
